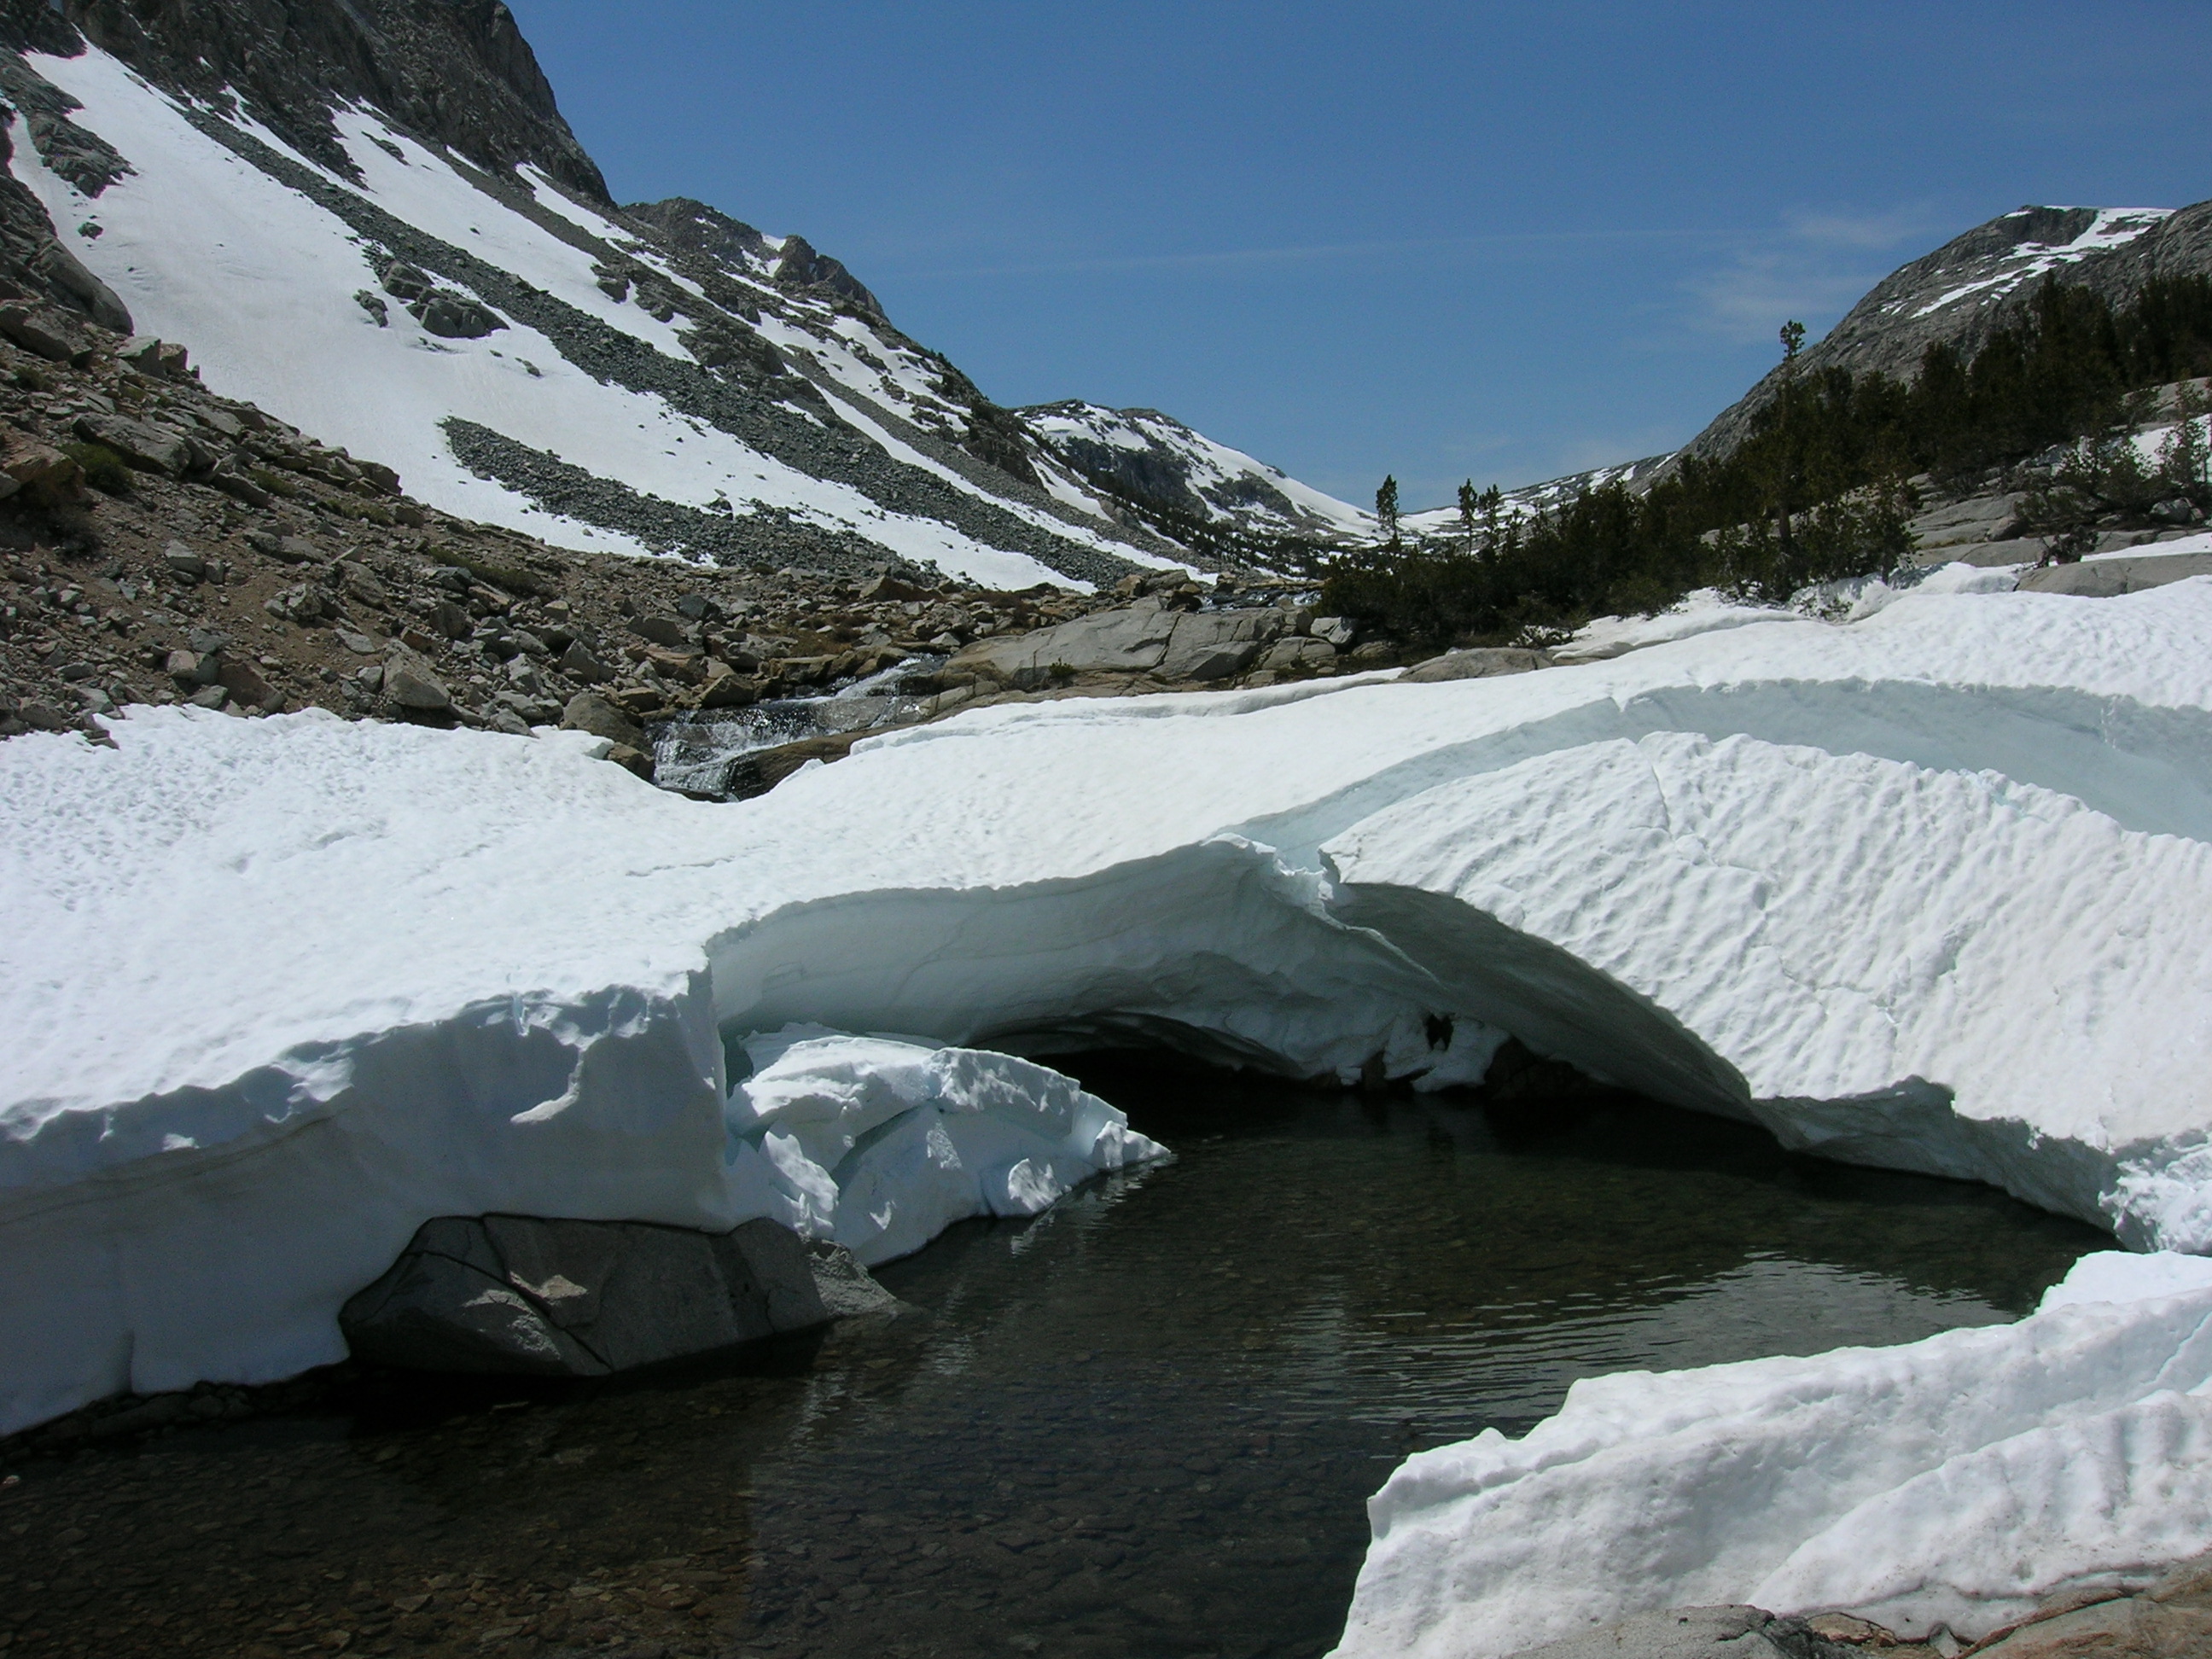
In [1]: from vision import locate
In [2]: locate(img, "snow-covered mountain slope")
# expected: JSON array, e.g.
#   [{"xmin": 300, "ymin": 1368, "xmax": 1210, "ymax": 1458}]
[
  {"xmin": 10, "ymin": 575, "xmax": 2212, "ymax": 1432},
  {"xmin": 1021, "ymin": 400, "xmax": 1371, "ymax": 542},
  {"xmin": 0, "ymin": 18, "xmax": 1211, "ymax": 588}
]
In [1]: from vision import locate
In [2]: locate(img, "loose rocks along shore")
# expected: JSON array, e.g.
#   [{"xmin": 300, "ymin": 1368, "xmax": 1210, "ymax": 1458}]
[{"xmin": 1511, "ymin": 1558, "xmax": 2212, "ymax": 1659}]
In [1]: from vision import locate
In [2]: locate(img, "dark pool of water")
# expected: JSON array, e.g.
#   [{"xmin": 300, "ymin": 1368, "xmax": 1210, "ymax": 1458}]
[{"xmin": 0, "ymin": 1058, "xmax": 2106, "ymax": 1659}]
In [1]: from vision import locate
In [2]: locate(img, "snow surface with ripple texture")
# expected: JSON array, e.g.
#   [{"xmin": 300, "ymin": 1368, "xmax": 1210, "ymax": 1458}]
[{"xmin": 9, "ymin": 577, "xmax": 2212, "ymax": 1634}]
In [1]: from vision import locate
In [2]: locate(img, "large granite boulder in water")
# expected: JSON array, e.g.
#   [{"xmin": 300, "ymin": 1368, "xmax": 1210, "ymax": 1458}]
[{"xmin": 339, "ymin": 1214, "xmax": 895, "ymax": 1376}]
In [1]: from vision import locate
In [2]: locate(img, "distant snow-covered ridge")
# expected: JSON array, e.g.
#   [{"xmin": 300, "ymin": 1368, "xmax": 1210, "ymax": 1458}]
[
  {"xmin": 9, "ymin": 577, "xmax": 2212, "ymax": 1435},
  {"xmin": 1020, "ymin": 400, "xmax": 1371, "ymax": 540}
]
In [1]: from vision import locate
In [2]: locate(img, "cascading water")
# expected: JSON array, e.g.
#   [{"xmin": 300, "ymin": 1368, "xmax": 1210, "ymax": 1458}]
[{"xmin": 649, "ymin": 655, "xmax": 948, "ymax": 797}]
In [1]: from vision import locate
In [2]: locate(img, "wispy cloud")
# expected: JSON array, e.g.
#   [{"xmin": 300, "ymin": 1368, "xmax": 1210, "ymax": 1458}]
[
  {"xmin": 1784, "ymin": 205, "xmax": 1939, "ymax": 250},
  {"xmin": 1679, "ymin": 204, "xmax": 1945, "ymax": 345},
  {"xmin": 1685, "ymin": 255, "xmax": 1877, "ymax": 345}
]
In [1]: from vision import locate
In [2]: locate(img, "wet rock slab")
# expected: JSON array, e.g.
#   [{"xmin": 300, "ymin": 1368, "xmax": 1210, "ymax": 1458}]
[
  {"xmin": 1502, "ymin": 1606, "xmax": 1852, "ymax": 1659},
  {"xmin": 340, "ymin": 1214, "xmax": 895, "ymax": 1376}
]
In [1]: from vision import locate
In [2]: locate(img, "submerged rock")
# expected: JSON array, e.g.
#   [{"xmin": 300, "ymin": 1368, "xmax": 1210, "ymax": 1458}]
[{"xmin": 339, "ymin": 1214, "xmax": 895, "ymax": 1376}]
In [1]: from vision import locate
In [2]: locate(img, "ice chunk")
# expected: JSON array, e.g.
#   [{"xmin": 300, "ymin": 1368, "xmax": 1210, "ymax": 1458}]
[
  {"xmin": 2039, "ymin": 1248, "xmax": 2212, "ymax": 1312},
  {"xmin": 724, "ymin": 1029, "xmax": 1168, "ymax": 1264}
]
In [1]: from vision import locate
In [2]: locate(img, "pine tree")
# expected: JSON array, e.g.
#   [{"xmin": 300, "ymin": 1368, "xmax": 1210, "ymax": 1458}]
[
  {"xmin": 1780, "ymin": 319, "xmax": 1807, "ymax": 365},
  {"xmin": 1376, "ymin": 474, "xmax": 1400, "ymax": 544},
  {"xmin": 1457, "ymin": 480, "xmax": 1479, "ymax": 549}
]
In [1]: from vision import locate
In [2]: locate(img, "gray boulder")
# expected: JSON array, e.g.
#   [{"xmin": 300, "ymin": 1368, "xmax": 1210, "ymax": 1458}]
[
  {"xmin": 37, "ymin": 238, "xmax": 132, "ymax": 332},
  {"xmin": 339, "ymin": 1214, "xmax": 895, "ymax": 1375},
  {"xmin": 118, "ymin": 335, "xmax": 189, "ymax": 379},
  {"xmin": 559, "ymin": 638, "xmax": 613, "ymax": 682},
  {"xmin": 1402, "ymin": 647, "xmax": 1551, "ymax": 683},
  {"xmin": 73, "ymin": 412, "xmax": 191, "ymax": 476},
  {"xmin": 950, "ymin": 597, "xmax": 1179, "ymax": 684},
  {"xmin": 627, "ymin": 614, "xmax": 695, "ymax": 649},
  {"xmin": 1257, "ymin": 637, "xmax": 1337, "ymax": 673},
  {"xmin": 382, "ymin": 655, "xmax": 453, "ymax": 712},
  {"xmin": 416, "ymin": 291, "xmax": 506, "ymax": 340},
  {"xmin": 1501, "ymin": 1605, "xmax": 1851, "ymax": 1659},
  {"xmin": 560, "ymin": 690, "xmax": 644, "ymax": 748},
  {"xmin": 2015, "ymin": 553, "xmax": 2212, "ymax": 597},
  {"xmin": 0, "ymin": 302, "xmax": 92, "ymax": 364},
  {"xmin": 951, "ymin": 599, "xmax": 1295, "ymax": 686},
  {"xmin": 1157, "ymin": 608, "xmax": 1284, "ymax": 681}
]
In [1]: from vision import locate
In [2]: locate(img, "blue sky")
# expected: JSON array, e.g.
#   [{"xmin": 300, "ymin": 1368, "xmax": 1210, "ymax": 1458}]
[{"xmin": 507, "ymin": 2, "xmax": 2212, "ymax": 510}]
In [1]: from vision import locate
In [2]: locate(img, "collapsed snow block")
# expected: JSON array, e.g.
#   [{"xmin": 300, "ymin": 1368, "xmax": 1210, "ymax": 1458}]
[
  {"xmin": 1498, "ymin": 1607, "xmax": 1850, "ymax": 1659},
  {"xmin": 339, "ymin": 1214, "xmax": 894, "ymax": 1377}
]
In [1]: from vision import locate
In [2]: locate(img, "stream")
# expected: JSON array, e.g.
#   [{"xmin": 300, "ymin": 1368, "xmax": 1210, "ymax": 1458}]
[
  {"xmin": 649, "ymin": 657, "xmax": 946, "ymax": 798},
  {"xmin": 0, "ymin": 1056, "xmax": 2105, "ymax": 1659}
]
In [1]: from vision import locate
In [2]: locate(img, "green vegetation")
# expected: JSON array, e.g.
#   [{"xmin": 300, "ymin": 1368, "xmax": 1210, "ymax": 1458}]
[
  {"xmin": 1322, "ymin": 275, "xmax": 2212, "ymax": 647},
  {"xmin": 61, "ymin": 440, "xmax": 132, "ymax": 496}
]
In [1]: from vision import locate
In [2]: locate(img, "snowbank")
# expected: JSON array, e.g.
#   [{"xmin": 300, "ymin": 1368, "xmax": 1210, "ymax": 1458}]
[
  {"xmin": 725, "ymin": 1028, "xmax": 1167, "ymax": 1266},
  {"xmin": 9, "ymin": 577, "xmax": 2212, "ymax": 1429},
  {"xmin": 1333, "ymin": 1250, "xmax": 2212, "ymax": 1656},
  {"xmin": 1548, "ymin": 590, "xmax": 1785, "ymax": 661}
]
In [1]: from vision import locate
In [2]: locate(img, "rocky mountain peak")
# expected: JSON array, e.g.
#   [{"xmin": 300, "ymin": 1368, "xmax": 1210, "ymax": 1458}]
[
  {"xmin": 769, "ymin": 233, "xmax": 885, "ymax": 322},
  {"xmin": 0, "ymin": 0, "xmax": 608, "ymax": 200},
  {"xmin": 622, "ymin": 197, "xmax": 777, "ymax": 278}
]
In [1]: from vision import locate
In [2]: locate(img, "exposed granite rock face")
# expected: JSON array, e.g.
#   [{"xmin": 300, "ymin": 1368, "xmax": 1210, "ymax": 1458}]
[
  {"xmin": 949, "ymin": 596, "xmax": 1182, "ymax": 684},
  {"xmin": 2015, "ymin": 551, "xmax": 2212, "ymax": 597},
  {"xmin": 0, "ymin": 0, "xmax": 608, "ymax": 201},
  {"xmin": 623, "ymin": 196, "xmax": 778, "ymax": 277},
  {"xmin": 771, "ymin": 232, "xmax": 886, "ymax": 322},
  {"xmin": 1677, "ymin": 201, "xmax": 2212, "ymax": 468}
]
